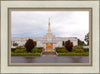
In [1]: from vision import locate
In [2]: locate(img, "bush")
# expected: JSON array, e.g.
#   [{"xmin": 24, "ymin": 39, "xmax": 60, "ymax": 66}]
[
  {"xmin": 83, "ymin": 48, "xmax": 89, "ymax": 52},
  {"xmin": 31, "ymin": 48, "xmax": 42, "ymax": 53},
  {"xmin": 25, "ymin": 39, "xmax": 35, "ymax": 53},
  {"xmin": 72, "ymin": 49, "xmax": 84, "ymax": 53},
  {"xmin": 73, "ymin": 45, "xmax": 83, "ymax": 49},
  {"xmin": 16, "ymin": 46, "xmax": 25, "ymax": 49},
  {"xmin": 40, "ymin": 48, "xmax": 45, "ymax": 51},
  {"xmin": 35, "ymin": 47, "xmax": 43, "ymax": 49},
  {"xmin": 56, "ymin": 49, "xmax": 68, "ymax": 53},
  {"xmin": 11, "ymin": 48, "xmax": 16, "ymax": 52},
  {"xmin": 55, "ymin": 47, "xmax": 65, "ymax": 49},
  {"xmin": 14, "ymin": 49, "xmax": 26, "ymax": 53},
  {"xmin": 72, "ymin": 45, "xmax": 84, "ymax": 53},
  {"xmin": 13, "ymin": 43, "xmax": 18, "ymax": 46},
  {"xmin": 13, "ymin": 47, "xmax": 42, "ymax": 53},
  {"xmin": 64, "ymin": 40, "xmax": 73, "ymax": 52}
]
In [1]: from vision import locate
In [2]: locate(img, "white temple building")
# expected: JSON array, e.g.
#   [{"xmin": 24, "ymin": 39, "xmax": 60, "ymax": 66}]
[{"xmin": 11, "ymin": 18, "xmax": 78, "ymax": 49}]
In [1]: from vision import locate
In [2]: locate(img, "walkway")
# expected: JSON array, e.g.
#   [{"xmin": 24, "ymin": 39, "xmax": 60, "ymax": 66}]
[{"xmin": 41, "ymin": 48, "xmax": 57, "ymax": 56}]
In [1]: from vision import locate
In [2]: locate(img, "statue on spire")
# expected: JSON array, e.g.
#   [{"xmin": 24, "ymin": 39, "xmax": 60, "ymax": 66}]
[
  {"xmin": 48, "ymin": 17, "xmax": 51, "ymax": 33},
  {"xmin": 49, "ymin": 17, "xmax": 50, "ymax": 22}
]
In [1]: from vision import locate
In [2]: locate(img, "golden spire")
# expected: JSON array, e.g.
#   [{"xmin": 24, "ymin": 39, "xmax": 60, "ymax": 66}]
[
  {"xmin": 48, "ymin": 17, "xmax": 51, "ymax": 33},
  {"xmin": 49, "ymin": 17, "xmax": 50, "ymax": 22}
]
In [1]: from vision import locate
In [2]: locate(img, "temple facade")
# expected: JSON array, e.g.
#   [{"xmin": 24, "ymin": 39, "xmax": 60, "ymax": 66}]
[{"xmin": 11, "ymin": 18, "xmax": 78, "ymax": 49}]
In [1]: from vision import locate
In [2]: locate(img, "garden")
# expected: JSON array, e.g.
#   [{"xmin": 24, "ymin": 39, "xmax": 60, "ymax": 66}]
[
  {"xmin": 55, "ymin": 47, "xmax": 89, "ymax": 56},
  {"xmin": 55, "ymin": 40, "xmax": 89, "ymax": 56},
  {"xmin": 11, "ymin": 39, "xmax": 89, "ymax": 56},
  {"xmin": 11, "ymin": 39, "xmax": 44, "ymax": 56},
  {"xmin": 11, "ymin": 47, "xmax": 44, "ymax": 56}
]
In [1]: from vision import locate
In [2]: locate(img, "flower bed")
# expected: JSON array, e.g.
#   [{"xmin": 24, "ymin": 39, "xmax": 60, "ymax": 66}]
[
  {"xmin": 11, "ymin": 47, "xmax": 43, "ymax": 56},
  {"xmin": 56, "ymin": 49, "xmax": 68, "ymax": 53}
]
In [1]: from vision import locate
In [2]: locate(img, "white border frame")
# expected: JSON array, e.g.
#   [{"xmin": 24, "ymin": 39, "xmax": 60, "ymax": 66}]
[
  {"xmin": 0, "ymin": 0, "xmax": 100, "ymax": 74},
  {"xmin": 8, "ymin": 8, "xmax": 92, "ymax": 66}
]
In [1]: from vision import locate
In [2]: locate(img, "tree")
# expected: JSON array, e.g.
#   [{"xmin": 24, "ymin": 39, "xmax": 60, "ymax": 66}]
[
  {"xmin": 25, "ymin": 39, "xmax": 35, "ymax": 53},
  {"xmin": 78, "ymin": 39, "xmax": 86, "ymax": 46},
  {"xmin": 13, "ymin": 43, "xmax": 18, "ymax": 46},
  {"xmin": 84, "ymin": 33, "xmax": 89, "ymax": 45},
  {"xmin": 62, "ymin": 41, "xmax": 65, "ymax": 46},
  {"xmin": 64, "ymin": 40, "xmax": 73, "ymax": 52}
]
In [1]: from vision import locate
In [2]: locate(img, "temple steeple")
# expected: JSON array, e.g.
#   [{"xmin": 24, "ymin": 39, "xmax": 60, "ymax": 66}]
[{"xmin": 48, "ymin": 18, "xmax": 51, "ymax": 33}]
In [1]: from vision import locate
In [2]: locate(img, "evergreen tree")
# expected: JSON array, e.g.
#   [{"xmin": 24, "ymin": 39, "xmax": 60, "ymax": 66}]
[
  {"xmin": 84, "ymin": 33, "xmax": 89, "ymax": 45},
  {"xmin": 64, "ymin": 40, "xmax": 73, "ymax": 52},
  {"xmin": 78, "ymin": 39, "xmax": 86, "ymax": 46},
  {"xmin": 25, "ymin": 39, "xmax": 35, "ymax": 53}
]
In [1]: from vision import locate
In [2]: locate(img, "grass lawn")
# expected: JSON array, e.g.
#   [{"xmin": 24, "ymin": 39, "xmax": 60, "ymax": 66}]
[
  {"xmin": 11, "ymin": 52, "xmax": 41, "ymax": 56},
  {"xmin": 58, "ymin": 52, "xmax": 89, "ymax": 56}
]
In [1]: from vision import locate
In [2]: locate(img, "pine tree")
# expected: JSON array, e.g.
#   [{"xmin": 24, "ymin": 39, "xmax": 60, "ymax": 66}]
[{"xmin": 84, "ymin": 33, "xmax": 89, "ymax": 45}]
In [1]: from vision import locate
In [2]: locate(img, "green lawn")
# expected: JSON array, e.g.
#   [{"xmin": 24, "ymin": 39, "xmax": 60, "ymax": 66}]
[
  {"xmin": 11, "ymin": 52, "xmax": 41, "ymax": 56},
  {"xmin": 57, "ymin": 52, "xmax": 89, "ymax": 56}
]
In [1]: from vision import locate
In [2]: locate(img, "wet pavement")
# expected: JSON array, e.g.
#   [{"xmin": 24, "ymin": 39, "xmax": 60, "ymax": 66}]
[{"xmin": 11, "ymin": 56, "xmax": 89, "ymax": 63}]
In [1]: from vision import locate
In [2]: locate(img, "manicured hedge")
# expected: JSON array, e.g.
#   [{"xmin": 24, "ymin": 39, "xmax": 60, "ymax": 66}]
[
  {"xmin": 14, "ymin": 49, "xmax": 26, "ymax": 53},
  {"xmin": 11, "ymin": 48, "xmax": 16, "ymax": 52},
  {"xmin": 58, "ymin": 52, "xmax": 89, "ymax": 56},
  {"xmin": 55, "ymin": 47, "xmax": 65, "ymax": 49},
  {"xmin": 56, "ymin": 49, "xmax": 68, "ymax": 53},
  {"xmin": 83, "ymin": 48, "xmax": 89, "ymax": 52},
  {"xmin": 11, "ymin": 52, "xmax": 41, "ymax": 56},
  {"xmin": 35, "ymin": 47, "xmax": 43, "ymax": 49},
  {"xmin": 31, "ymin": 48, "xmax": 42, "ymax": 53},
  {"xmin": 11, "ymin": 47, "xmax": 43, "ymax": 53}
]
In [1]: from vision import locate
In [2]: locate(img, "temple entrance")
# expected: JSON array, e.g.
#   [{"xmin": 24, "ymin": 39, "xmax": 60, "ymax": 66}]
[
  {"xmin": 42, "ymin": 43, "xmax": 56, "ymax": 55},
  {"xmin": 46, "ymin": 43, "xmax": 53, "ymax": 49},
  {"xmin": 45, "ymin": 43, "xmax": 53, "ymax": 52}
]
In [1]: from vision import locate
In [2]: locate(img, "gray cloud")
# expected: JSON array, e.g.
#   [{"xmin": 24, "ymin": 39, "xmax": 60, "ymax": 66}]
[{"xmin": 11, "ymin": 11, "xmax": 89, "ymax": 41}]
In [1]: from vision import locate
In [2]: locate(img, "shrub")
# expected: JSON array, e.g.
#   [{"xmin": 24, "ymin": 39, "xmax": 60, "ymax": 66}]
[
  {"xmin": 72, "ymin": 45, "xmax": 84, "ymax": 53},
  {"xmin": 83, "ymin": 48, "xmax": 89, "ymax": 52},
  {"xmin": 40, "ymin": 48, "xmax": 45, "ymax": 51},
  {"xmin": 16, "ymin": 46, "xmax": 25, "ymax": 49},
  {"xmin": 55, "ymin": 47, "xmax": 65, "ymax": 49},
  {"xmin": 14, "ymin": 49, "xmax": 26, "ymax": 53},
  {"xmin": 72, "ymin": 49, "xmax": 84, "ymax": 53},
  {"xmin": 64, "ymin": 40, "xmax": 73, "ymax": 52},
  {"xmin": 25, "ymin": 39, "xmax": 35, "ymax": 53},
  {"xmin": 13, "ymin": 43, "xmax": 18, "ymax": 46},
  {"xmin": 31, "ymin": 48, "xmax": 42, "ymax": 53},
  {"xmin": 35, "ymin": 47, "xmax": 43, "ymax": 49},
  {"xmin": 11, "ymin": 48, "xmax": 16, "ymax": 52},
  {"xmin": 56, "ymin": 49, "xmax": 68, "ymax": 53},
  {"xmin": 73, "ymin": 45, "xmax": 83, "ymax": 49}
]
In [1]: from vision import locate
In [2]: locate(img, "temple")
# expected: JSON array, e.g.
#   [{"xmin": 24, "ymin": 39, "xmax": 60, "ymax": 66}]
[{"xmin": 11, "ymin": 18, "xmax": 78, "ymax": 50}]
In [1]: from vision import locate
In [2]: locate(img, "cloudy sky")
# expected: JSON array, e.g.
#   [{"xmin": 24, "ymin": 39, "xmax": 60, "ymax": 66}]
[{"xmin": 11, "ymin": 11, "xmax": 89, "ymax": 41}]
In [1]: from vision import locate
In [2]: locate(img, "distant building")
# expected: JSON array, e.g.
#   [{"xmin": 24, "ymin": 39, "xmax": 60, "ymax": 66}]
[{"xmin": 11, "ymin": 18, "xmax": 78, "ymax": 49}]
